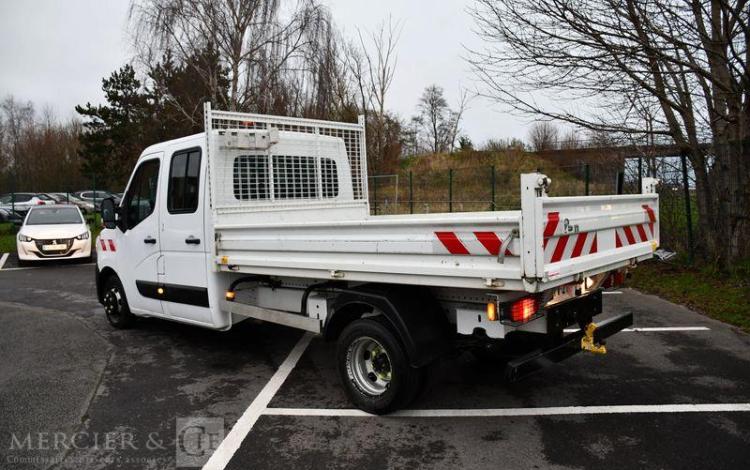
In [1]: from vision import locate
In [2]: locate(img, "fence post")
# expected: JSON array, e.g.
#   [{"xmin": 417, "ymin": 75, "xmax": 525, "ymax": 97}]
[
  {"xmin": 372, "ymin": 176, "xmax": 378, "ymax": 215},
  {"xmin": 490, "ymin": 165, "xmax": 496, "ymax": 211},
  {"xmin": 408, "ymin": 171, "xmax": 414, "ymax": 214},
  {"xmin": 448, "ymin": 169, "xmax": 453, "ymax": 213},
  {"xmin": 616, "ymin": 171, "xmax": 624, "ymax": 194},
  {"xmin": 637, "ymin": 157, "xmax": 643, "ymax": 193},
  {"xmin": 10, "ymin": 173, "xmax": 15, "ymax": 215},
  {"xmin": 584, "ymin": 164, "xmax": 590, "ymax": 196},
  {"xmin": 680, "ymin": 153, "xmax": 695, "ymax": 264}
]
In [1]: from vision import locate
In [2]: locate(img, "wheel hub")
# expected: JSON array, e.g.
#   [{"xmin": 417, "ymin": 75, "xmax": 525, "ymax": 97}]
[
  {"xmin": 347, "ymin": 336, "xmax": 392, "ymax": 396},
  {"xmin": 104, "ymin": 288, "xmax": 122, "ymax": 317}
]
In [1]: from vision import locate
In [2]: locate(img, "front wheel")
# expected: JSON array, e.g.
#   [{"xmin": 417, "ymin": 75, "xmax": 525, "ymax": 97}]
[
  {"xmin": 102, "ymin": 275, "xmax": 135, "ymax": 329},
  {"xmin": 336, "ymin": 319, "xmax": 422, "ymax": 414}
]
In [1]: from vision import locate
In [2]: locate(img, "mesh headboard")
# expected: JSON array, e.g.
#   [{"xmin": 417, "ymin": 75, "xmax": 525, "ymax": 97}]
[{"xmin": 204, "ymin": 103, "xmax": 367, "ymax": 211}]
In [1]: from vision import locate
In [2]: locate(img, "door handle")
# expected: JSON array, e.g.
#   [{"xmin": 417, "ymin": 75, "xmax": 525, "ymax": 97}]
[
  {"xmin": 185, "ymin": 236, "xmax": 201, "ymax": 245},
  {"xmin": 144, "ymin": 236, "xmax": 157, "ymax": 244}
]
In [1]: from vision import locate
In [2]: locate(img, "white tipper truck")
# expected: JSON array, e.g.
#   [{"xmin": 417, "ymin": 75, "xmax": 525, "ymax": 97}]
[{"xmin": 96, "ymin": 104, "xmax": 659, "ymax": 413}]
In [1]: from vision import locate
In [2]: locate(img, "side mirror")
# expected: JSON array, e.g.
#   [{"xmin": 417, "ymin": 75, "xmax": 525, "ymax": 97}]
[{"xmin": 100, "ymin": 197, "xmax": 117, "ymax": 230}]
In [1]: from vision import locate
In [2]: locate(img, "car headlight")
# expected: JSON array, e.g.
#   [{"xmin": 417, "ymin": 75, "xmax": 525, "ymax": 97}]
[
  {"xmin": 75, "ymin": 232, "xmax": 90, "ymax": 240},
  {"xmin": 18, "ymin": 234, "xmax": 33, "ymax": 242}
]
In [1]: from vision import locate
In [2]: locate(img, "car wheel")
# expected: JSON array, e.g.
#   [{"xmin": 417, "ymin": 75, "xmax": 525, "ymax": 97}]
[
  {"xmin": 336, "ymin": 318, "xmax": 423, "ymax": 414},
  {"xmin": 102, "ymin": 275, "xmax": 135, "ymax": 329}
]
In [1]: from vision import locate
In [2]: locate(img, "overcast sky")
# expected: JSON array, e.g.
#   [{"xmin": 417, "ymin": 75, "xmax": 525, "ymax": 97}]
[{"xmin": 0, "ymin": 0, "xmax": 530, "ymax": 143}]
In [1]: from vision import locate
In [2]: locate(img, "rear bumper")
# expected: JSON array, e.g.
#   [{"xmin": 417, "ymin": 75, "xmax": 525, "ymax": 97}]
[{"xmin": 504, "ymin": 311, "xmax": 633, "ymax": 382}]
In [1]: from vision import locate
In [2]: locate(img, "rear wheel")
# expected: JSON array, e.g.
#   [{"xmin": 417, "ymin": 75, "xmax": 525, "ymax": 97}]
[
  {"xmin": 102, "ymin": 275, "xmax": 134, "ymax": 329},
  {"xmin": 336, "ymin": 318, "xmax": 422, "ymax": 414}
]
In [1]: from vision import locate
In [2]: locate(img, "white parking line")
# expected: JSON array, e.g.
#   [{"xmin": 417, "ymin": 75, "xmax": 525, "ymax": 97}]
[
  {"xmin": 263, "ymin": 403, "xmax": 750, "ymax": 418},
  {"xmin": 0, "ymin": 253, "xmax": 8, "ymax": 270},
  {"xmin": 603, "ymin": 291, "xmax": 623, "ymax": 295},
  {"xmin": 563, "ymin": 326, "xmax": 711, "ymax": 333},
  {"xmin": 203, "ymin": 332, "xmax": 314, "ymax": 470}
]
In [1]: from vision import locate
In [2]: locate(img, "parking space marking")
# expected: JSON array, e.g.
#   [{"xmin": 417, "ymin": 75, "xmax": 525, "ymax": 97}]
[
  {"xmin": 563, "ymin": 326, "xmax": 711, "ymax": 333},
  {"xmin": 603, "ymin": 291, "xmax": 623, "ymax": 295},
  {"xmin": 0, "ymin": 253, "xmax": 8, "ymax": 270},
  {"xmin": 203, "ymin": 332, "xmax": 314, "ymax": 470},
  {"xmin": 263, "ymin": 403, "xmax": 750, "ymax": 418}
]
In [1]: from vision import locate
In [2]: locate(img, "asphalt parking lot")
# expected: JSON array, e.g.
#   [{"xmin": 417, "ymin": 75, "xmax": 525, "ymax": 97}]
[{"xmin": 1, "ymin": 256, "xmax": 749, "ymax": 469}]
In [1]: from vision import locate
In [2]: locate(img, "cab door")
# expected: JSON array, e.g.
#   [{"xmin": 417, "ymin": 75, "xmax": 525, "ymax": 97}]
[
  {"xmin": 158, "ymin": 146, "xmax": 211, "ymax": 324},
  {"xmin": 117, "ymin": 155, "xmax": 164, "ymax": 316}
]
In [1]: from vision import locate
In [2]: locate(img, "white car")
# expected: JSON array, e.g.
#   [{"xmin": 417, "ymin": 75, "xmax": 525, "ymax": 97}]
[{"xmin": 17, "ymin": 205, "xmax": 92, "ymax": 263}]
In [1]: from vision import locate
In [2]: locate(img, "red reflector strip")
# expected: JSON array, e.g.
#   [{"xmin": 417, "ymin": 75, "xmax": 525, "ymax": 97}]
[
  {"xmin": 435, "ymin": 232, "xmax": 470, "ymax": 255},
  {"xmin": 623, "ymin": 226, "xmax": 636, "ymax": 245},
  {"xmin": 570, "ymin": 233, "xmax": 587, "ymax": 258},
  {"xmin": 543, "ymin": 212, "xmax": 559, "ymax": 249},
  {"xmin": 474, "ymin": 231, "xmax": 501, "ymax": 255},
  {"xmin": 636, "ymin": 224, "xmax": 648, "ymax": 242},
  {"xmin": 107, "ymin": 240, "xmax": 116, "ymax": 252},
  {"xmin": 642, "ymin": 205, "xmax": 656, "ymax": 223},
  {"xmin": 99, "ymin": 239, "xmax": 107, "ymax": 251},
  {"xmin": 550, "ymin": 234, "xmax": 569, "ymax": 263}
]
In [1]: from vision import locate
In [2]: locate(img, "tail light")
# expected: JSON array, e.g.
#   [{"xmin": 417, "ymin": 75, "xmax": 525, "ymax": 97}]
[
  {"xmin": 509, "ymin": 296, "xmax": 539, "ymax": 323},
  {"xmin": 37, "ymin": 200, "xmax": 45, "ymax": 205},
  {"xmin": 486, "ymin": 295, "xmax": 542, "ymax": 324}
]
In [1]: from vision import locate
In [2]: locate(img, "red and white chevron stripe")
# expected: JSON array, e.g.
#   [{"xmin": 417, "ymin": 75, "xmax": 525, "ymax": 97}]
[
  {"xmin": 615, "ymin": 223, "xmax": 653, "ymax": 248},
  {"xmin": 434, "ymin": 231, "xmax": 517, "ymax": 256},
  {"xmin": 542, "ymin": 212, "xmax": 599, "ymax": 263},
  {"xmin": 615, "ymin": 205, "xmax": 656, "ymax": 248}
]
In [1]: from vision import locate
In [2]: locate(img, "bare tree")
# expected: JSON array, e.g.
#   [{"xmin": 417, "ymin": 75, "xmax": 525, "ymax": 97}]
[
  {"xmin": 349, "ymin": 17, "xmax": 402, "ymax": 173},
  {"xmin": 414, "ymin": 85, "xmax": 469, "ymax": 153},
  {"xmin": 418, "ymin": 84, "xmax": 450, "ymax": 153},
  {"xmin": 129, "ymin": 0, "xmax": 332, "ymax": 114},
  {"xmin": 528, "ymin": 121, "xmax": 559, "ymax": 151},
  {"xmin": 0, "ymin": 96, "xmax": 84, "ymax": 192},
  {"xmin": 559, "ymin": 129, "xmax": 581, "ymax": 150},
  {"xmin": 469, "ymin": 0, "xmax": 750, "ymax": 266}
]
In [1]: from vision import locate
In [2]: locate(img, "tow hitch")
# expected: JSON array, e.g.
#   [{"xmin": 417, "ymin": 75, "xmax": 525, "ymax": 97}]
[
  {"xmin": 504, "ymin": 312, "xmax": 633, "ymax": 382},
  {"xmin": 580, "ymin": 322, "xmax": 607, "ymax": 355}
]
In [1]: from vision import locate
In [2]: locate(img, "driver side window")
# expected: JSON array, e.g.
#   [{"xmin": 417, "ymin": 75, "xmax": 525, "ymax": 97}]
[{"xmin": 125, "ymin": 159, "xmax": 160, "ymax": 229}]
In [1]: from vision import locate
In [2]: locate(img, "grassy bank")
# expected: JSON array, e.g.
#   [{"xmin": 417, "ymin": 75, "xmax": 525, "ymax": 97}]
[
  {"xmin": 629, "ymin": 260, "xmax": 750, "ymax": 332},
  {"xmin": 0, "ymin": 223, "xmax": 15, "ymax": 253}
]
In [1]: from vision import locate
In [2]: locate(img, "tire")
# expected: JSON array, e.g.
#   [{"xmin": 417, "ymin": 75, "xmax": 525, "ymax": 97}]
[
  {"xmin": 102, "ymin": 275, "xmax": 135, "ymax": 329},
  {"xmin": 336, "ymin": 318, "xmax": 422, "ymax": 414}
]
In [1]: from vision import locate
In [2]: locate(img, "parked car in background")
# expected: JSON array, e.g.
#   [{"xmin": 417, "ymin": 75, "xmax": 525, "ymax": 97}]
[
  {"xmin": 0, "ymin": 193, "xmax": 52, "ymax": 214},
  {"xmin": 48, "ymin": 192, "xmax": 96, "ymax": 214},
  {"xmin": 0, "ymin": 208, "xmax": 24, "ymax": 225},
  {"xmin": 75, "ymin": 190, "xmax": 121, "ymax": 209},
  {"xmin": 16, "ymin": 205, "xmax": 91, "ymax": 264},
  {"xmin": 39, "ymin": 192, "xmax": 68, "ymax": 204}
]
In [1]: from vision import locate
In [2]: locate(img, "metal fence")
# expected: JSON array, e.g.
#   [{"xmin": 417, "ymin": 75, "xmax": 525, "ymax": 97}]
[{"xmin": 369, "ymin": 158, "xmax": 697, "ymax": 261}]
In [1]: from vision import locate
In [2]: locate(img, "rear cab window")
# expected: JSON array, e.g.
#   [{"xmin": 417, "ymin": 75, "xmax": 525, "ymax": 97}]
[{"xmin": 168, "ymin": 149, "xmax": 201, "ymax": 213}]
